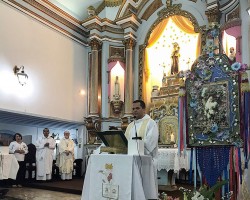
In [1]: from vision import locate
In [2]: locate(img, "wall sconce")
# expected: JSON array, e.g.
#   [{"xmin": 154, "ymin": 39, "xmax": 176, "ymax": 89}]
[
  {"xmin": 247, "ymin": 7, "xmax": 250, "ymax": 16},
  {"xmin": 13, "ymin": 65, "xmax": 28, "ymax": 86}
]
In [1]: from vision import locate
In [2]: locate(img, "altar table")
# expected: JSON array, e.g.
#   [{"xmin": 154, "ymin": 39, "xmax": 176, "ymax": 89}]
[
  {"xmin": 158, "ymin": 148, "xmax": 190, "ymax": 172},
  {"xmin": 157, "ymin": 148, "xmax": 191, "ymax": 186},
  {"xmin": 81, "ymin": 154, "xmax": 157, "ymax": 200},
  {"xmin": 0, "ymin": 154, "xmax": 19, "ymax": 180}
]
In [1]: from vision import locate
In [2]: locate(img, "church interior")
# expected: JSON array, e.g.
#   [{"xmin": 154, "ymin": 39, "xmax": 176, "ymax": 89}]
[{"xmin": 0, "ymin": 0, "xmax": 250, "ymax": 199}]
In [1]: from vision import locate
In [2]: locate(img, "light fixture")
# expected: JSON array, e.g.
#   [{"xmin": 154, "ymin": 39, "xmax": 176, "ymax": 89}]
[
  {"xmin": 13, "ymin": 65, "xmax": 28, "ymax": 86},
  {"xmin": 247, "ymin": 7, "xmax": 250, "ymax": 16}
]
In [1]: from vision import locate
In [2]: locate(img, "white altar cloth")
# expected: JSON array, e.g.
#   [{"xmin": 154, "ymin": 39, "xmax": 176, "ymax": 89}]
[
  {"xmin": 157, "ymin": 148, "xmax": 191, "ymax": 172},
  {"xmin": 0, "ymin": 154, "xmax": 19, "ymax": 180},
  {"xmin": 82, "ymin": 154, "xmax": 157, "ymax": 200}
]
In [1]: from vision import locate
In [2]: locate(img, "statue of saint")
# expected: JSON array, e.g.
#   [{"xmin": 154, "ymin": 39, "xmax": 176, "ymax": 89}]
[
  {"xmin": 228, "ymin": 47, "xmax": 236, "ymax": 64},
  {"xmin": 113, "ymin": 76, "xmax": 120, "ymax": 100},
  {"xmin": 171, "ymin": 42, "xmax": 180, "ymax": 75},
  {"xmin": 162, "ymin": 73, "xmax": 167, "ymax": 87}
]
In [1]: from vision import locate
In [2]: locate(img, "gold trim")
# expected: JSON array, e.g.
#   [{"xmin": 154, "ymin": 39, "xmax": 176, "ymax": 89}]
[
  {"xmin": 141, "ymin": 0, "xmax": 163, "ymax": 21},
  {"xmin": 220, "ymin": 19, "xmax": 241, "ymax": 31},
  {"xmin": 89, "ymin": 33, "xmax": 125, "ymax": 43},
  {"xmin": 95, "ymin": 0, "xmax": 123, "ymax": 16},
  {"xmin": 23, "ymin": 0, "xmax": 89, "ymax": 37},
  {"xmin": 4, "ymin": 0, "xmax": 88, "ymax": 45},
  {"xmin": 108, "ymin": 46, "xmax": 125, "ymax": 63},
  {"xmin": 42, "ymin": 0, "xmax": 80, "ymax": 23}
]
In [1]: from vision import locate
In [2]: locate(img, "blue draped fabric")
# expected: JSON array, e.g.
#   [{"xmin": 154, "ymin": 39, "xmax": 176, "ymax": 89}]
[
  {"xmin": 197, "ymin": 146, "xmax": 230, "ymax": 187},
  {"xmin": 244, "ymin": 92, "xmax": 250, "ymax": 168}
]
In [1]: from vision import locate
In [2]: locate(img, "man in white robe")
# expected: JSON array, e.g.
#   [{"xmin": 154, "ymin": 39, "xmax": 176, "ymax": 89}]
[
  {"xmin": 35, "ymin": 128, "xmax": 55, "ymax": 181},
  {"xmin": 58, "ymin": 130, "xmax": 75, "ymax": 180},
  {"xmin": 125, "ymin": 100, "xmax": 159, "ymax": 192}
]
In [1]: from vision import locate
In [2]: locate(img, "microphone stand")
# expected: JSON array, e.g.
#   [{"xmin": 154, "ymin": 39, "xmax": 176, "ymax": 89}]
[{"xmin": 132, "ymin": 120, "xmax": 142, "ymax": 140}]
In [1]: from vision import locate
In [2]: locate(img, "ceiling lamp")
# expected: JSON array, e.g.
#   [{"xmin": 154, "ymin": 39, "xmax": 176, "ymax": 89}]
[{"xmin": 13, "ymin": 65, "xmax": 28, "ymax": 86}]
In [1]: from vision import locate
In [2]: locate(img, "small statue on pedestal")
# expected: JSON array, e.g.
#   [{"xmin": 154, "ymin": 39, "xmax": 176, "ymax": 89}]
[
  {"xmin": 171, "ymin": 42, "xmax": 180, "ymax": 75},
  {"xmin": 111, "ymin": 76, "xmax": 123, "ymax": 115}
]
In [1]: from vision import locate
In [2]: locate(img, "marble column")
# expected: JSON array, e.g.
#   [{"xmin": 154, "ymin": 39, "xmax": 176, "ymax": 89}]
[
  {"xmin": 89, "ymin": 38, "xmax": 102, "ymax": 116},
  {"xmin": 123, "ymin": 38, "xmax": 136, "ymax": 116},
  {"xmin": 240, "ymin": 0, "xmax": 250, "ymax": 64}
]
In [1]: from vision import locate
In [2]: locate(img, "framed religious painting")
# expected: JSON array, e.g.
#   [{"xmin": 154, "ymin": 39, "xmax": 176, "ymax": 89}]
[{"xmin": 185, "ymin": 54, "xmax": 243, "ymax": 146}]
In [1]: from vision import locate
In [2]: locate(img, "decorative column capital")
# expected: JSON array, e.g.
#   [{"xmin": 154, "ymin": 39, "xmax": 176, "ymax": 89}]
[
  {"xmin": 89, "ymin": 38, "xmax": 102, "ymax": 50},
  {"xmin": 123, "ymin": 38, "xmax": 136, "ymax": 50},
  {"xmin": 205, "ymin": 8, "xmax": 221, "ymax": 24}
]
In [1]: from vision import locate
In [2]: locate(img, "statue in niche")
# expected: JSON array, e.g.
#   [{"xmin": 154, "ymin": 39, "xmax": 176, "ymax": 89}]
[
  {"xmin": 228, "ymin": 47, "xmax": 236, "ymax": 64},
  {"xmin": 171, "ymin": 42, "xmax": 180, "ymax": 75},
  {"xmin": 113, "ymin": 76, "xmax": 120, "ymax": 100},
  {"xmin": 110, "ymin": 76, "xmax": 123, "ymax": 115}
]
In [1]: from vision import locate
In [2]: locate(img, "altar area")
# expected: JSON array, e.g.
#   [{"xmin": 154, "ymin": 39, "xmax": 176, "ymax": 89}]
[{"xmin": 82, "ymin": 154, "xmax": 157, "ymax": 200}]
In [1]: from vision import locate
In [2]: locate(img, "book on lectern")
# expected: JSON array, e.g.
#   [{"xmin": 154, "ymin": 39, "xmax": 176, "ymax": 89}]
[{"xmin": 96, "ymin": 131, "xmax": 128, "ymax": 154}]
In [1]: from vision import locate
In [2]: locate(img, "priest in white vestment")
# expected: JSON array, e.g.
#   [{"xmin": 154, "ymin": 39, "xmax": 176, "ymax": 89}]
[
  {"xmin": 58, "ymin": 130, "xmax": 75, "ymax": 180},
  {"xmin": 125, "ymin": 100, "xmax": 159, "ymax": 192},
  {"xmin": 35, "ymin": 128, "xmax": 56, "ymax": 181}
]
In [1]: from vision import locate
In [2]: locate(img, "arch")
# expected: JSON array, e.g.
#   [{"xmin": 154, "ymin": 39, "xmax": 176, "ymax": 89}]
[{"xmin": 138, "ymin": 4, "xmax": 205, "ymax": 100}]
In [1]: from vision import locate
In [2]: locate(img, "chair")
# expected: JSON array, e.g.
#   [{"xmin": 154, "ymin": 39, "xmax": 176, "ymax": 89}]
[
  {"xmin": 73, "ymin": 159, "xmax": 83, "ymax": 177},
  {"xmin": 24, "ymin": 143, "xmax": 36, "ymax": 181},
  {"xmin": 52, "ymin": 160, "xmax": 60, "ymax": 179}
]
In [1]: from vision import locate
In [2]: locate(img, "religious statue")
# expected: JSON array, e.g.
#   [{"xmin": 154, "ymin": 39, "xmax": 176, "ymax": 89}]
[
  {"xmin": 110, "ymin": 76, "xmax": 123, "ymax": 115},
  {"xmin": 171, "ymin": 42, "xmax": 180, "ymax": 75},
  {"xmin": 162, "ymin": 73, "xmax": 167, "ymax": 87},
  {"xmin": 113, "ymin": 76, "xmax": 120, "ymax": 100},
  {"xmin": 228, "ymin": 47, "xmax": 236, "ymax": 64}
]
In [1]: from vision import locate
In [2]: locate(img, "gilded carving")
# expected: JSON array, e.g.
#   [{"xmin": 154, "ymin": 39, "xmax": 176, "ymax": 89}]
[
  {"xmin": 108, "ymin": 47, "xmax": 125, "ymax": 63},
  {"xmin": 226, "ymin": 6, "xmax": 240, "ymax": 22},
  {"xmin": 157, "ymin": 4, "xmax": 201, "ymax": 33},
  {"xmin": 141, "ymin": 0, "xmax": 163, "ymax": 21},
  {"xmin": 84, "ymin": 117, "xmax": 101, "ymax": 144},
  {"xmin": 123, "ymin": 38, "xmax": 136, "ymax": 49},
  {"xmin": 89, "ymin": 39, "xmax": 102, "ymax": 50},
  {"xmin": 205, "ymin": 8, "xmax": 221, "ymax": 24},
  {"xmin": 220, "ymin": 19, "xmax": 241, "ymax": 33},
  {"xmin": 121, "ymin": 117, "xmax": 129, "ymax": 131}
]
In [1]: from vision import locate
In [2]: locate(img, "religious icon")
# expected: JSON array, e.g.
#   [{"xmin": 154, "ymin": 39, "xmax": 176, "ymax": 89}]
[
  {"xmin": 113, "ymin": 76, "xmax": 120, "ymax": 100},
  {"xmin": 170, "ymin": 42, "xmax": 180, "ymax": 75},
  {"xmin": 228, "ymin": 47, "xmax": 236, "ymax": 64}
]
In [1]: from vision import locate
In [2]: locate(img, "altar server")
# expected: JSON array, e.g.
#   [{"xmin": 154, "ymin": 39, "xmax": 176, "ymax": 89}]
[
  {"xmin": 58, "ymin": 130, "xmax": 75, "ymax": 180},
  {"xmin": 35, "ymin": 128, "xmax": 55, "ymax": 181}
]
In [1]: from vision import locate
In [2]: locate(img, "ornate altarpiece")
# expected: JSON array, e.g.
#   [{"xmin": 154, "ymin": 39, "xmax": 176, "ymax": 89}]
[{"xmin": 139, "ymin": 3, "xmax": 205, "ymax": 146}]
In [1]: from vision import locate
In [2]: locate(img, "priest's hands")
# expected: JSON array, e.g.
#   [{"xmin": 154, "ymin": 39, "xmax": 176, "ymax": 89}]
[{"xmin": 44, "ymin": 143, "xmax": 49, "ymax": 147}]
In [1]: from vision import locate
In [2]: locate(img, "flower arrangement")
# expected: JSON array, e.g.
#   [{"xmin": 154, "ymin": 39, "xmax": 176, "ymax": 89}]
[{"xmin": 179, "ymin": 180, "xmax": 233, "ymax": 200}]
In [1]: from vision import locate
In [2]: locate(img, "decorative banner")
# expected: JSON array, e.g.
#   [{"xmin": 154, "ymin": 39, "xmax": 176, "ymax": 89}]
[{"xmin": 186, "ymin": 54, "xmax": 242, "ymax": 146}]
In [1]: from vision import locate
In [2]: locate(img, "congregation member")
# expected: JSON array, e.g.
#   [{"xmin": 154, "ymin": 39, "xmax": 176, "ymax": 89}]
[
  {"xmin": 58, "ymin": 130, "xmax": 75, "ymax": 180},
  {"xmin": 35, "ymin": 128, "xmax": 55, "ymax": 181},
  {"xmin": 9, "ymin": 133, "xmax": 28, "ymax": 187},
  {"xmin": 125, "ymin": 99, "xmax": 159, "ymax": 191}
]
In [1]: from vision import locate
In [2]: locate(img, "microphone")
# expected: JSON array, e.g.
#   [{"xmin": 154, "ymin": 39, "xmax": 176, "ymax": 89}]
[{"xmin": 132, "ymin": 117, "xmax": 142, "ymax": 140}]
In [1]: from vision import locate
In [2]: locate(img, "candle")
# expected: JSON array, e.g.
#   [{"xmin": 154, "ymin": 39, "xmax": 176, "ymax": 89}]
[{"xmin": 170, "ymin": 133, "xmax": 175, "ymax": 143}]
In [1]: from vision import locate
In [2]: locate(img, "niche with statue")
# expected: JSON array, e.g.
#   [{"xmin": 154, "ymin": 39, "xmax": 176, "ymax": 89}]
[{"xmin": 107, "ymin": 49, "xmax": 125, "ymax": 118}]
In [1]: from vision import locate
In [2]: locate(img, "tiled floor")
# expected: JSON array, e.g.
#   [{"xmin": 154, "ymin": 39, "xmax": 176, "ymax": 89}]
[{"xmin": 3, "ymin": 187, "xmax": 81, "ymax": 200}]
